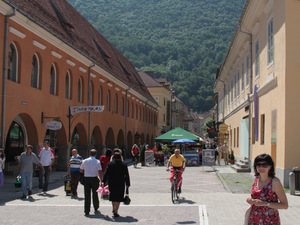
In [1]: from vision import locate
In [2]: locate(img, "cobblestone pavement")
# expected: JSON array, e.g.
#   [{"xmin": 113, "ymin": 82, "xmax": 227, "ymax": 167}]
[{"xmin": 0, "ymin": 160, "xmax": 299, "ymax": 225}]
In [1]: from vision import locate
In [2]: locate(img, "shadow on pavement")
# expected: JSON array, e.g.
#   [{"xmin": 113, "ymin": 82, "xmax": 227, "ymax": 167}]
[
  {"xmin": 85, "ymin": 213, "xmax": 138, "ymax": 223},
  {"xmin": 177, "ymin": 221, "xmax": 197, "ymax": 224},
  {"xmin": 179, "ymin": 197, "xmax": 196, "ymax": 204}
]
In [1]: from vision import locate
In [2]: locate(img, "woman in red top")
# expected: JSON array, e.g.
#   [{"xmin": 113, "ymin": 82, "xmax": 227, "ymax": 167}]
[
  {"xmin": 99, "ymin": 148, "xmax": 112, "ymax": 173},
  {"xmin": 246, "ymin": 154, "xmax": 288, "ymax": 224}
]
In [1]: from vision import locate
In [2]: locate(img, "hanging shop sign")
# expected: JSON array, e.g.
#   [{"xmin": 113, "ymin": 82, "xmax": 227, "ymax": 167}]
[
  {"xmin": 219, "ymin": 124, "xmax": 228, "ymax": 134},
  {"xmin": 70, "ymin": 105, "xmax": 105, "ymax": 115},
  {"xmin": 46, "ymin": 121, "xmax": 62, "ymax": 130}
]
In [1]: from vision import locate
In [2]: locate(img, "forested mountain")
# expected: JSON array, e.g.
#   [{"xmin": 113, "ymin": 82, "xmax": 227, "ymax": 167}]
[{"xmin": 68, "ymin": 0, "xmax": 246, "ymax": 113}]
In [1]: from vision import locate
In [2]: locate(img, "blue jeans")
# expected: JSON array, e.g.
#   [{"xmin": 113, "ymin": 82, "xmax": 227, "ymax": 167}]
[
  {"xmin": 21, "ymin": 172, "xmax": 32, "ymax": 196},
  {"xmin": 39, "ymin": 166, "xmax": 50, "ymax": 192}
]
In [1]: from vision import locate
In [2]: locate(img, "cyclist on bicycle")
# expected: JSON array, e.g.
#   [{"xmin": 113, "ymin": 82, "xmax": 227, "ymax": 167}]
[
  {"xmin": 166, "ymin": 149, "xmax": 186, "ymax": 193},
  {"xmin": 131, "ymin": 144, "xmax": 140, "ymax": 164}
]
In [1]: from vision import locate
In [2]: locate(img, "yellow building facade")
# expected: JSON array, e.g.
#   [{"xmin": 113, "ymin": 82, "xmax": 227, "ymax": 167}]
[{"xmin": 214, "ymin": 0, "xmax": 300, "ymax": 187}]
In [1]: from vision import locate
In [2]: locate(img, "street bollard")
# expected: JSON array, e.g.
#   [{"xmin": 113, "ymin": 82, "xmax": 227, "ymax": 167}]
[{"xmin": 289, "ymin": 171, "xmax": 295, "ymax": 195}]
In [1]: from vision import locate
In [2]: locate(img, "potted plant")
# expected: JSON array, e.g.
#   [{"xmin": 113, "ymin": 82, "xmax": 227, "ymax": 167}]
[
  {"xmin": 139, "ymin": 144, "xmax": 146, "ymax": 166},
  {"xmin": 154, "ymin": 151, "xmax": 164, "ymax": 166},
  {"xmin": 229, "ymin": 150, "xmax": 235, "ymax": 164}
]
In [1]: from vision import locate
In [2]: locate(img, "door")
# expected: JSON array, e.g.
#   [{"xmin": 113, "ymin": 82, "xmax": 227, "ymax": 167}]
[{"xmin": 240, "ymin": 118, "xmax": 249, "ymax": 158}]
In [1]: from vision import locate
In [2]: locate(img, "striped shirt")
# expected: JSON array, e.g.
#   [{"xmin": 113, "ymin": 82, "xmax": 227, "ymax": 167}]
[{"xmin": 69, "ymin": 154, "xmax": 83, "ymax": 172}]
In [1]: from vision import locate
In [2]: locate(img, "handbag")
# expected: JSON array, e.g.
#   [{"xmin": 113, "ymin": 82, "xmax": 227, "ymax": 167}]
[
  {"xmin": 123, "ymin": 186, "xmax": 130, "ymax": 205},
  {"xmin": 14, "ymin": 175, "xmax": 22, "ymax": 188},
  {"xmin": 97, "ymin": 183, "xmax": 110, "ymax": 199},
  {"xmin": 123, "ymin": 195, "xmax": 131, "ymax": 205}
]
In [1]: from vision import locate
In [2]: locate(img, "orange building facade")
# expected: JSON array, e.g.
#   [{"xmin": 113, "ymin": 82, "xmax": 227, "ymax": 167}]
[{"xmin": 0, "ymin": 0, "xmax": 158, "ymax": 172}]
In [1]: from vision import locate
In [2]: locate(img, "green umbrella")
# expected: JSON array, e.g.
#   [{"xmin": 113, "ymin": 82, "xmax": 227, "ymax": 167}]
[{"xmin": 155, "ymin": 127, "xmax": 199, "ymax": 143}]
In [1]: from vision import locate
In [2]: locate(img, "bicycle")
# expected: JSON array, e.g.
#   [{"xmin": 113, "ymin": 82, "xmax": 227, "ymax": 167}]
[
  {"xmin": 133, "ymin": 154, "xmax": 139, "ymax": 168},
  {"xmin": 170, "ymin": 169, "xmax": 182, "ymax": 204}
]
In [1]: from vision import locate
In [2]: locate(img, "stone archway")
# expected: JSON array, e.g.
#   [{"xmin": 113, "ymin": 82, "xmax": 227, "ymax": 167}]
[
  {"xmin": 91, "ymin": 126, "xmax": 103, "ymax": 156},
  {"xmin": 71, "ymin": 123, "xmax": 88, "ymax": 158},
  {"xmin": 105, "ymin": 127, "xmax": 115, "ymax": 150},
  {"xmin": 140, "ymin": 133, "xmax": 145, "ymax": 145}
]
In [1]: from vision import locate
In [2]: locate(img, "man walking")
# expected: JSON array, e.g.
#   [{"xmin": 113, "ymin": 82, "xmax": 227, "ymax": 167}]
[
  {"xmin": 38, "ymin": 141, "xmax": 55, "ymax": 194},
  {"xmin": 18, "ymin": 145, "xmax": 45, "ymax": 199},
  {"xmin": 67, "ymin": 149, "xmax": 83, "ymax": 198},
  {"xmin": 80, "ymin": 149, "xmax": 103, "ymax": 216}
]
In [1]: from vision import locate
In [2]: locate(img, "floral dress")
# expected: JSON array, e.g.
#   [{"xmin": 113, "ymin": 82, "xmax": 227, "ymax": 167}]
[{"xmin": 248, "ymin": 177, "xmax": 280, "ymax": 225}]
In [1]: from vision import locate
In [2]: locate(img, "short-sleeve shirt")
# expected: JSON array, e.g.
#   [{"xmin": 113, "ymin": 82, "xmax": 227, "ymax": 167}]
[
  {"xmin": 69, "ymin": 154, "xmax": 83, "ymax": 172},
  {"xmin": 80, "ymin": 156, "xmax": 102, "ymax": 177},
  {"xmin": 38, "ymin": 147, "xmax": 55, "ymax": 166},
  {"xmin": 20, "ymin": 152, "xmax": 40, "ymax": 173},
  {"xmin": 168, "ymin": 154, "xmax": 185, "ymax": 167}
]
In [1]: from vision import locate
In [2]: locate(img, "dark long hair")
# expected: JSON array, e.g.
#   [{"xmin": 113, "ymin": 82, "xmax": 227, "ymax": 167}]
[
  {"xmin": 0, "ymin": 149, "xmax": 5, "ymax": 160},
  {"xmin": 253, "ymin": 154, "xmax": 275, "ymax": 177}
]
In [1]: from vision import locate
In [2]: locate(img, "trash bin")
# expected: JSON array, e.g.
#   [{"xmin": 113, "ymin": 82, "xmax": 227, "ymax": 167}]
[{"xmin": 289, "ymin": 167, "xmax": 300, "ymax": 195}]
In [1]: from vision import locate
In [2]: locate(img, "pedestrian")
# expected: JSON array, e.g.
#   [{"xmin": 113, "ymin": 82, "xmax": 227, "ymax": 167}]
[
  {"xmin": 131, "ymin": 144, "xmax": 140, "ymax": 164},
  {"xmin": 67, "ymin": 149, "xmax": 83, "ymax": 198},
  {"xmin": 18, "ymin": 145, "xmax": 45, "ymax": 199},
  {"xmin": 80, "ymin": 149, "xmax": 103, "ymax": 216},
  {"xmin": 245, "ymin": 154, "xmax": 288, "ymax": 224},
  {"xmin": 99, "ymin": 148, "xmax": 112, "ymax": 173},
  {"xmin": 102, "ymin": 148, "xmax": 130, "ymax": 218},
  {"xmin": 38, "ymin": 141, "xmax": 55, "ymax": 194},
  {"xmin": 222, "ymin": 142, "xmax": 229, "ymax": 165},
  {"xmin": 216, "ymin": 144, "xmax": 222, "ymax": 166},
  {"xmin": 0, "ymin": 148, "xmax": 5, "ymax": 186}
]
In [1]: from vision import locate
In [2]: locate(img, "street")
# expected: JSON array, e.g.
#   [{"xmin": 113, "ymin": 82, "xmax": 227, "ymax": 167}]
[{"xmin": 1, "ymin": 164, "xmax": 300, "ymax": 225}]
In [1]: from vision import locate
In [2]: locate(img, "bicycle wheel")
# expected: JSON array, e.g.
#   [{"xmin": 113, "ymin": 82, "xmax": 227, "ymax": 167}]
[{"xmin": 171, "ymin": 180, "xmax": 177, "ymax": 204}]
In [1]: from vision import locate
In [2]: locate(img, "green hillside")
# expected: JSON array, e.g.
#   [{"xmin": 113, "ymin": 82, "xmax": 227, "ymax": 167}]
[{"xmin": 68, "ymin": 0, "xmax": 246, "ymax": 112}]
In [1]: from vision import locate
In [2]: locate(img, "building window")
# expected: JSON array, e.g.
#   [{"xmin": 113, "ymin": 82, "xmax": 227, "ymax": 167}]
[
  {"xmin": 241, "ymin": 63, "xmax": 244, "ymax": 91},
  {"xmin": 234, "ymin": 128, "xmax": 236, "ymax": 147},
  {"xmin": 237, "ymin": 70, "xmax": 240, "ymax": 97},
  {"xmin": 163, "ymin": 113, "xmax": 166, "ymax": 122},
  {"xmin": 237, "ymin": 127, "xmax": 239, "ymax": 148},
  {"xmin": 231, "ymin": 79, "xmax": 233, "ymax": 102},
  {"xmin": 127, "ymin": 100, "xmax": 129, "ymax": 117},
  {"xmin": 255, "ymin": 40, "xmax": 260, "ymax": 78},
  {"xmin": 268, "ymin": 18, "xmax": 274, "ymax": 65},
  {"xmin": 132, "ymin": 103, "xmax": 134, "ymax": 118},
  {"xmin": 8, "ymin": 43, "xmax": 18, "ymax": 82},
  {"xmin": 65, "ymin": 71, "xmax": 71, "ymax": 99},
  {"xmin": 140, "ymin": 107, "xmax": 142, "ymax": 121},
  {"xmin": 246, "ymin": 55, "xmax": 250, "ymax": 87},
  {"xmin": 106, "ymin": 91, "xmax": 110, "ymax": 111},
  {"xmin": 98, "ymin": 87, "xmax": 102, "ymax": 105},
  {"xmin": 50, "ymin": 64, "xmax": 57, "ymax": 95},
  {"xmin": 234, "ymin": 73, "xmax": 237, "ymax": 98},
  {"xmin": 136, "ymin": 105, "xmax": 138, "ymax": 119},
  {"xmin": 114, "ymin": 94, "xmax": 118, "ymax": 113},
  {"xmin": 230, "ymin": 129, "xmax": 232, "ymax": 147},
  {"xmin": 228, "ymin": 82, "xmax": 230, "ymax": 105},
  {"xmin": 31, "ymin": 54, "xmax": 40, "ymax": 89},
  {"xmin": 121, "ymin": 98, "xmax": 124, "ymax": 115},
  {"xmin": 164, "ymin": 97, "xmax": 166, "ymax": 106},
  {"xmin": 78, "ymin": 77, "xmax": 83, "ymax": 103},
  {"xmin": 260, "ymin": 114, "xmax": 265, "ymax": 144}
]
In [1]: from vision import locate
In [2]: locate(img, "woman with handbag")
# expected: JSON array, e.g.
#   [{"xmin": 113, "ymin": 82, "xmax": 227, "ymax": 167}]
[
  {"xmin": 245, "ymin": 154, "xmax": 288, "ymax": 224},
  {"xmin": 102, "ymin": 148, "xmax": 130, "ymax": 218}
]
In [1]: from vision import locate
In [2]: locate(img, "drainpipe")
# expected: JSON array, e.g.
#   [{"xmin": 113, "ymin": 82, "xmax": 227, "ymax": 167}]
[
  {"xmin": 145, "ymin": 100, "xmax": 149, "ymax": 144},
  {"xmin": 87, "ymin": 63, "xmax": 95, "ymax": 150},
  {"xmin": 125, "ymin": 86, "xmax": 130, "ymax": 151},
  {"xmin": 238, "ymin": 24, "xmax": 253, "ymax": 166},
  {"xmin": 1, "ymin": 8, "xmax": 16, "ymax": 148}
]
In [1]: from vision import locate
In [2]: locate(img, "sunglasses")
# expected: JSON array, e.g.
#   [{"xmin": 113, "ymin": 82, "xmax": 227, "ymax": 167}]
[{"xmin": 256, "ymin": 162, "xmax": 269, "ymax": 168}]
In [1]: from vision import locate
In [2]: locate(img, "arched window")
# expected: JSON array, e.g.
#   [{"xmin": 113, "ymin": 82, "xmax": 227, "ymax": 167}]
[
  {"xmin": 131, "ymin": 103, "xmax": 134, "ymax": 118},
  {"xmin": 106, "ymin": 91, "xmax": 110, "ymax": 111},
  {"xmin": 8, "ymin": 43, "xmax": 18, "ymax": 82},
  {"xmin": 126, "ymin": 100, "xmax": 129, "ymax": 117},
  {"xmin": 50, "ymin": 64, "xmax": 57, "ymax": 95},
  {"xmin": 65, "ymin": 71, "xmax": 71, "ymax": 99},
  {"xmin": 136, "ymin": 105, "xmax": 138, "ymax": 119},
  {"xmin": 78, "ymin": 77, "xmax": 83, "ymax": 103},
  {"xmin": 98, "ymin": 87, "xmax": 102, "ymax": 105},
  {"xmin": 31, "ymin": 54, "xmax": 40, "ymax": 88},
  {"xmin": 114, "ymin": 94, "xmax": 118, "ymax": 113},
  {"xmin": 140, "ymin": 106, "xmax": 142, "ymax": 121},
  {"xmin": 121, "ymin": 97, "xmax": 124, "ymax": 115}
]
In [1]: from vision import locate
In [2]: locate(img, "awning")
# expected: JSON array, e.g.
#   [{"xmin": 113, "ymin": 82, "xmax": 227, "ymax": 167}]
[{"xmin": 155, "ymin": 127, "xmax": 199, "ymax": 143}]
